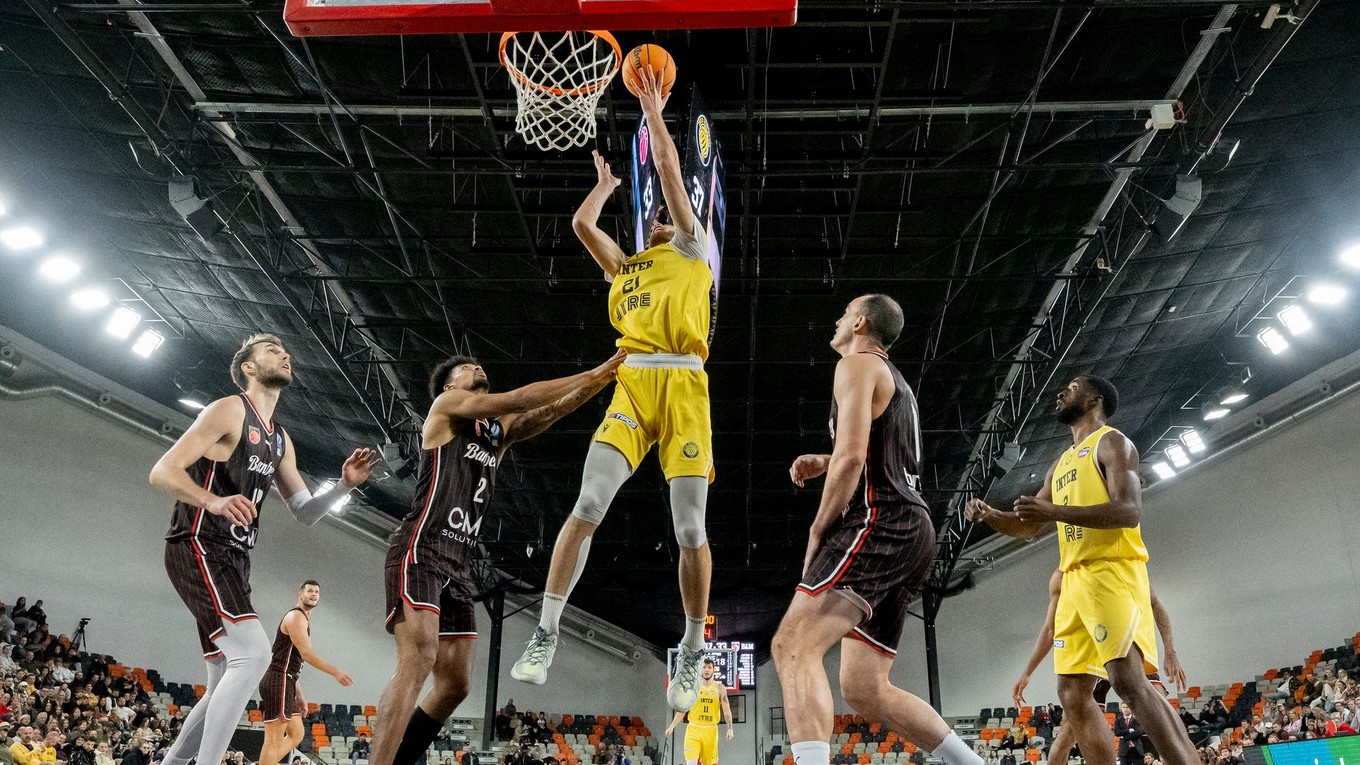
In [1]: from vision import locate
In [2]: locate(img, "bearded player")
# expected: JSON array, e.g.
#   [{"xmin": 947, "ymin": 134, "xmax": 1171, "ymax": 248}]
[
  {"xmin": 966, "ymin": 376, "xmax": 1198, "ymax": 765},
  {"xmin": 665, "ymin": 659, "xmax": 733, "ymax": 765},
  {"xmin": 511, "ymin": 67, "xmax": 716, "ymax": 712},
  {"xmin": 150, "ymin": 333, "xmax": 377, "ymax": 765},
  {"xmin": 258, "ymin": 581, "xmax": 354, "ymax": 765},
  {"xmin": 371, "ymin": 351, "xmax": 625, "ymax": 765}
]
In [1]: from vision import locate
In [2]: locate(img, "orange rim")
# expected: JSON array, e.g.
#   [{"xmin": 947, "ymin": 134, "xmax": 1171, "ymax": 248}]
[{"xmin": 499, "ymin": 30, "xmax": 621, "ymax": 97}]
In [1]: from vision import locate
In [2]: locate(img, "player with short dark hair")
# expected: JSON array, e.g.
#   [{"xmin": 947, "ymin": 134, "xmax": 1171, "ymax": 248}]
[
  {"xmin": 966, "ymin": 375, "xmax": 1198, "ymax": 765},
  {"xmin": 371, "ymin": 351, "xmax": 625, "ymax": 765},
  {"xmin": 774, "ymin": 295, "xmax": 981, "ymax": 765},
  {"xmin": 665, "ymin": 658, "xmax": 733, "ymax": 765},
  {"xmin": 258, "ymin": 581, "xmax": 353, "ymax": 765},
  {"xmin": 150, "ymin": 333, "xmax": 377, "ymax": 765},
  {"xmin": 512, "ymin": 65, "xmax": 718, "ymax": 715}
]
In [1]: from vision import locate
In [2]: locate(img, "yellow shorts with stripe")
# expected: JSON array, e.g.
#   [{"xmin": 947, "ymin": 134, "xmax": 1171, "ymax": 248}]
[
  {"xmin": 1053, "ymin": 559, "xmax": 1159, "ymax": 678},
  {"xmin": 593, "ymin": 362, "xmax": 714, "ymax": 482},
  {"xmin": 684, "ymin": 724, "xmax": 720, "ymax": 765}
]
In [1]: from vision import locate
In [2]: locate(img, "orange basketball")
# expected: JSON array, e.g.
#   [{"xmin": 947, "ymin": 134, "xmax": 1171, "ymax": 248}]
[{"xmin": 621, "ymin": 44, "xmax": 677, "ymax": 98}]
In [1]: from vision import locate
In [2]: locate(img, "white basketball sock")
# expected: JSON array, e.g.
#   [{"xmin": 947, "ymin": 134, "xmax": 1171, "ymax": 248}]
[
  {"xmin": 539, "ymin": 593, "xmax": 568, "ymax": 635},
  {"xmin": 932, "ymin": 732, "xmax": 984, "ymax": 765},
  {"xmin": 682, "ymin": 616, "xmax": 707, "ymax": 651},
  {"xmin": 791, "ymin": 741, "xmax": 831, "ymax": 765}
]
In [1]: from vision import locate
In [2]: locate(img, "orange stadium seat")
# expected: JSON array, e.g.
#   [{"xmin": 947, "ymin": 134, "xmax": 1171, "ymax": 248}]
[
  {"xmin": 858, "ymin": 754, "xmax": 871, "ymax": 765},
  {"xmin": 1186, "ymin": 687, "xmax": 1201, "ymax": 700},
  {"xmin": 308, "ymin": 703, "xmax": 321, "ymax": 715},
  {"xmin": 563, "ymin": 715, "xmax": 574, "ymax": 726},
  {"xmin": 1105, "ymin": 714, "xmax": 1116, "ymax": 727},
  {"xmin": 193, "ymin": 685, "xmax": 206, "ymax": 699},
  {"xmin": 1026, "ymin": 750, "xmax": 1041, "ymax": 763},
  {"xmin": 364, "ymin": 706, "xmax": 378, "ymax": 717},
  {"xmin": 357, "ymin": 726, "xmax": 372, "ymax": 737},
  {"xmin": 878, "ymin": 744, "xmax": 891, "ymax": 754},
  {"xmin": 248, "ymin": 710, "xmax": 263, "ymax": 723},
  {"xmin": 1168, "ymin": 698, "xmax": 1180, "ymax": 709},
  {"xmin": 979, "ymin": 730, "xmax": 994, "ymax": 742},
  {"xmin": 903, "ymin": 744, "xmax": 917, "ymax": 755},
  {"xmin": 869, "ymin": 723, "xmax": 882, "ymax": 735}
]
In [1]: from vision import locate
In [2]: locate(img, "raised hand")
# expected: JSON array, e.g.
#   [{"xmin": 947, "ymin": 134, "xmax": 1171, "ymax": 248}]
[
  {"xmin": 341, "ymin": 448, "xmax": 379, "ymax": 488},
  {"xmin": 592, "ymin": 150, "xmax": 621, "ymax": 190},
  {"xmin": 964, "ymin": 497, "xmax": 995, "ymax": 523},
  {"xmin": 635, "ymin": 65, "xmax": 670, "ymax": 115}
]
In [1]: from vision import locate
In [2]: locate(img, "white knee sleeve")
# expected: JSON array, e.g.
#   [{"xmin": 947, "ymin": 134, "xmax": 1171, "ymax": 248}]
[{"xmin": 670, "ymin": 476, "xmax": 708, "ymax": 549}]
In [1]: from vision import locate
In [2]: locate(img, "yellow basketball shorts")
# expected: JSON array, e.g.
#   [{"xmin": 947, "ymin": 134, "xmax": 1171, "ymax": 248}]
[
  {"xmin": 684, "ymin": 724, "xmax": 720, "ymax": 765},
  {"xmin": 594, "ymin": 363, "xmax": 714, "ymax": 482},
  {"xmin": 1053, "ymin": 559, "xmax": 1159, "ymax": 678}
]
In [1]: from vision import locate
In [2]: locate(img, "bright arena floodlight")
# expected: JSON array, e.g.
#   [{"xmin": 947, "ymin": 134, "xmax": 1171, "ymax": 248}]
[
  {"xmin": 1257, "ymin": 326, "xmax": 1289, "ymax": 355},
  {"xmin": 1, "ymin": 225, "xmax": 42, "ymax": 251},
  {"xmin": 1180, "ymin": 429, "xmax": 1206, "ymax": 454},
  {"xmin": 1340, "ymin": 244, "xmax": 1360, "ymax": 269},
  {"xmin": 1203, "ymin": 406, "xmax": 1231, "ymax": 422},
  {"xmin": 1277, "ymin": 304, "xmax": 1312, "ymax": 335},
  {"xmin": 1165, "ymin": 444, "xmax": 1190, "ymax": 469},
  {"xmin": 106, "ymin": 306, "xmax": 141, "ymax": 339},
  {"xmin": 132, "ymin": 329, "xmax": 164, "ymax": 358},
  {"xmin": 1151, "ymin": 462, "xmax": 1176, "ymax": 480},
  {"xmin": 178, "ymin": 398, "xmax": 207, "ymax": 410},
  {"xmin": 70, "ymin": 288, "xmax": 111, "ymax": 310},
  {"xmin": 1307, "ymin": 283, "xmax": 1346, "ymax": 306},
  {"xmin": 39, "ymin": 256, "xmax": 80, "ymax": 283},
  {"xmin": 1217, "ymin": 385, "xmax": 1249, "ymax": 406}
]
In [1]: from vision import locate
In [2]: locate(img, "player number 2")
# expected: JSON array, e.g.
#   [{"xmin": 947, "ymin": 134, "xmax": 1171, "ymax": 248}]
[{"xmin": 474, "ymin": 477, "xmax": 487, "ymax": 504}]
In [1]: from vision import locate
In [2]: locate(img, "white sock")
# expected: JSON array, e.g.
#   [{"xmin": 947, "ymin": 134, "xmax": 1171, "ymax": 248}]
[
  {"xmin": 791, "ymin": 741, "xmax": 831, "ymax": 765},
  {"xmin": 539, "ymin": 593, "xmax": 567, "ymax": 635},
  {"xmin": 682, "ymin": 616, "xmax": 706, "ymax": 651},
  {"xmin": 932, "ymin": 732, "xmax": 983, "ymax": 765},
  {"xmin": 567, "ymin": 538, "xmax": 592, "ymax": 593}
]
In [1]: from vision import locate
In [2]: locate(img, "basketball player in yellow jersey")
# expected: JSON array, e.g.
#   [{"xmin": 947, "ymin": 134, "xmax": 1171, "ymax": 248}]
[
  {"xmin": 512, "ymin": 67, "xmax": 716, "ymax": 712},
  {"xmin": 965, "ymin": 375, "xmax": 1197, "ymax": 765},
  {"xmin": 665, "ymin": 659, "xmax": 734, "ymax": 765}
]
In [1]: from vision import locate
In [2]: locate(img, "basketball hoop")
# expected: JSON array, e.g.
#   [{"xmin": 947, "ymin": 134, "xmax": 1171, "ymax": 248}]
[{"xmin": 499, "ymin": 30, "xmax": 621, "ymax": 152}]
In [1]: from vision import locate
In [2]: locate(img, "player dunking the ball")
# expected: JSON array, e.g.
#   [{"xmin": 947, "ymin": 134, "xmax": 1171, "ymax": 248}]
[
  {"xmin": 511, "ymin": 66, "xmax": 717, "ymax": 712},
  {"xmin": 150, "ymin": 333, "xmax": 377, "ymax": 765},
  {"xmin": 665, "ymin": 658, "xmax": 734, "ymax": 765},
  {"xmin": 965, "ymin": 376, "xmax": 1198, "ymax": 765},
  {"xmin": 774, "ymin": 296, "xmax": 982, "ymax": 765},
  {"xmin": 258, "ymin": 581, "xmax": 354, "ymax": 765},
  {"xmin": 370, "ymin": 351, "xmax": 624, "ymax": 765}
]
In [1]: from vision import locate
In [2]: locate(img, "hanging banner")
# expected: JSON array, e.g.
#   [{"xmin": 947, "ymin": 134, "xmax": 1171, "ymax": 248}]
[
  {"xmin": 631, "ymin": 114, "xmax": 661, "ymax": 255},
  {"xmin": 684, "ymin": 85, "xmax": 726, "ymax": 295}
]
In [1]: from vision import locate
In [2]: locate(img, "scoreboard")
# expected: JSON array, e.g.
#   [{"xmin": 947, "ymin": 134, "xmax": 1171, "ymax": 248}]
[{"xmin": 666, "ymin": 641, "xmax": 757, "ymax": 692}]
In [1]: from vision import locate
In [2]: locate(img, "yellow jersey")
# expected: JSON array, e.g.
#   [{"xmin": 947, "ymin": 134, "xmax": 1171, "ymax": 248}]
[
  {"xmin": 1051, "ymin": 425, "xmax": 1149, "ymax": 572},
  {"xmin": 608, "ymin": 227, "xmax": 713, "ymax": 361},
  {"xmin": 688, "ymin": 682, "xmax": 724, "ymax": 726}
]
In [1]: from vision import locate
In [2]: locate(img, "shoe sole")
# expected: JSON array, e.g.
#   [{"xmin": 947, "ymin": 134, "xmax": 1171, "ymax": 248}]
[{"xmin": 511, "ymin": 663, "xmax": 550, "ymax": 685}]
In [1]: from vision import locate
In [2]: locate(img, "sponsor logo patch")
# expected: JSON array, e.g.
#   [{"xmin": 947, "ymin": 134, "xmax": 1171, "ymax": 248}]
[
  {"xmin": 248, "ymin": 426, "xmax": 261, "ymax": 445},
  {"xmin": 609, "ymin": 412, "xmax": 639, "ymax": 429},
  {"xmin": 1094, "ymin": 624, "xmax": 1109, "ymax": 644},
  {"xmin": 638, "ymin": 124, "xmax": 650, "ymax": 165},
  {"xmin": 1077, "ymin": 446, "xmax": 1091, "ymax": 457},
  {"xmin": 682, "ymin": 442, "xmax": 700, "ymax": 459},
  {"xmin": 696, "ymin": 114, "xmax": 712, "ymax": 167},
  {"xmin": 1053, "ymin": 639, "xmax": 1066, "ymax": 649},
  {"xmin": 274, "ymin": 433, "xmax": 284, "ymax": 456}
]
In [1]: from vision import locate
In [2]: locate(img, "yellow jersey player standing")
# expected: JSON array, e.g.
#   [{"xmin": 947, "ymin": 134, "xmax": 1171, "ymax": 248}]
[
  {"xmin": 965, "ymin": 376, "xmax": 1197, "ymax": 765},
  {"xmin": 665, "ymin": 659, "xmax": 734, "ymax": 765},
  {"xmin": 511, "ymin": 66, "xmax": 717, "ymax": 713}
]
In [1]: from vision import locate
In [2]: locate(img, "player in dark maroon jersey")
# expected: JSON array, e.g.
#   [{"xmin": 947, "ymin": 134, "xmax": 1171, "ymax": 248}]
[
  {"xmin": 371, "ymin": 350, "xmax": 626, "ymax": 765},
  {"xmin": 259, "ymin": 580, "xmax": 354, "ymax": 765},
  {"xmin": 150, "ymin": 333, "xmax": 377, "ymax": 765},
  {"xmin": 773, "ymin": 296, "xmax": 982, "ymax": 765}
]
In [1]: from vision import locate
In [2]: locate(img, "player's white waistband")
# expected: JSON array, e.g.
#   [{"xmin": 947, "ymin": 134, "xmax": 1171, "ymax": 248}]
[{"xmin": 623, "ymin": 353, "xmax": 704, "ymax": 370}]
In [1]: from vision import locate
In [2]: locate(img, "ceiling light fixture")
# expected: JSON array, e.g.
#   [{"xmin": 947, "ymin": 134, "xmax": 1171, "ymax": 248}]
[
  {"xmin": 1216, "ymin": 385, "xmax": 1249, "ymax": 406},
  {"xmin": 70, "ymin": 288, "xmax": 110, "ymax": 310},
  {"xmin": 1165, "ymin": 444, "xmax": 1190, "ymax": 469},
  {"xmin": 132, "ymin": 329, "xmax": 164, "ymax": 358},
  {"xmin": 1307, "ymin": 284, "xmax": 1346, "ymax": 306},
  {"xmin": 178, "ymin": 398, "xmax": 206, "ymax": 410},
  {"xmin": 106, "ymin": 306, "xmax": 141, "ymax": 339},
  {"xmin": 1180, "ymin": 429, "xmax": 1206, "ymax": 454},
  {"xmin": 1277, "ymin": 304, "xmax": 1312, "ymax": 335},
  {"xmin": 1203, "ymin": 407, "xmax": 1231, "ymax": 422},
  {"xmin": 1151, "ymin": 462, "xmax": 1176, "ymax": 480},
  {"xmin": 1, "ymin": 226, "xmax": 42, "ymax": 251},
  {"xmin": 1256, "ymin": 326, "xmax": 1288, "ymax": 355},
  {"xmin": 1340, "ymin": 244, "xmax": 1360, "ymax": 269},
  {"xmin": 38, "ymin": 256, "xmax": 80, "ymax": 283}
]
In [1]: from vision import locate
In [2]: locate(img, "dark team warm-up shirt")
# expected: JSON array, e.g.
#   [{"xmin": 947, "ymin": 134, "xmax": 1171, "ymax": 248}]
[
  {"xmin": 166, "ymin": 393, "xmax": 287, "ymax": 552},
  {"xmin": 394, "ymin": 417, "xmax": 503, "ymax": 572},
  {"xmin": 828, "ymin": 349, "xmax": 926, "ymax": 511},
  {"xmin": 267, "ymin": 607, "xmax": 308, "ymax": 679}
]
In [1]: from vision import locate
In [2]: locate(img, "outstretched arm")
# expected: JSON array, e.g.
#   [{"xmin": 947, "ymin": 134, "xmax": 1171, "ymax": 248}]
[
  {"xmin": 573, "ymin": 150, "xmax": 629, "ymax": 280},
  {"xmin": 1014, "ymin": 570, "xmax": 1063, "ymax": 706},
  {"xmin": 149, "ymin": 397, "xmax": 255, "ymax": 527},
  {"xmin": 635, "ymin": 68, "xmax": 695, "ymax": 236},
  {"xmin": 282, "ymin": 611, "xmax": 352, "ymax": 686},
  {"xmin": 273, "ymin": 432, "xmax": 379, "ymax": 525},
  {"xmin": 500, "ymin": 371, "xmax": 619, "ymax": 449},
  {"xmin": 963, "ymin": 463, "xmax": 1053, "ymax": 540},
  {"xmin": 434, "ymin": 351, "xmax": 626, "ymax": 423}
]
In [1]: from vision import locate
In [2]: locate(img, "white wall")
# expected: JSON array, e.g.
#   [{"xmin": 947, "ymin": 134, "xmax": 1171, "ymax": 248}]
[{"xmin": 0, "ymin": 395, "xmax": 669, "ymax": 732}]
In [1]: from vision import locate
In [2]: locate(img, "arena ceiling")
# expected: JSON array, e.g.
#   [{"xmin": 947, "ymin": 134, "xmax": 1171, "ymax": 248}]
[{"xmin": 2, "ymin": 0, "xmax": 1358, "ymax": 653}]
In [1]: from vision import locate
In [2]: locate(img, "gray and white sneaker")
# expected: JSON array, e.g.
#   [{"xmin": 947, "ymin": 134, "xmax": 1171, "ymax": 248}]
[
  {"xmin": 510, "ymin": 627, "xmax": 558, "ymax": 685},
  {"xmin": 667, "ymin": 645, "xmax": 703, "ymax": 711}
]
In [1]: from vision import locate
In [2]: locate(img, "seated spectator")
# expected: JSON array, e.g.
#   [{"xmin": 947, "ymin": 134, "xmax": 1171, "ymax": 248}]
[
  {"xmin": 0, "ymin": 646, "xmax": 16, "ymax": 678},
  {"xmin": 349, "ymin": 734, "xmax": 370, "ymax": 764},
  {"xmin": 1, "ymin": 723, "xmax": 15, "ymax": 765},
  {"xmin": 1199, "ymin": 700, "xmax": 1228, "ymax": 735},
  {"xmin": 93, "ymin": 743, "xmax": 114, "ymax": 765},
  {"xmin": 1284, "ymin": 708, "xmax": 1305, "ymax": 739},
  {"xmin": 11, "ymin": 727, "xmax": 41, "ymax": 765},
  {"xmin": 1326, "ymin": 711, "xmax": 1357, "ymax": 738}
]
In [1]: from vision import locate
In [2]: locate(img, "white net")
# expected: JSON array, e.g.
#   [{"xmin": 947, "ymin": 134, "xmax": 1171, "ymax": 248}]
[{"xmin": 499, "ymin": 30, "xmax": 620, "ymax": 152}]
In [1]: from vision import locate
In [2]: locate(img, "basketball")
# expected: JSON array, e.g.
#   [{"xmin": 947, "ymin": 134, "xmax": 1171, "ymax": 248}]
[{"xmin": 621, "ymin": 43, "xmax": 677, "ymax": 98}]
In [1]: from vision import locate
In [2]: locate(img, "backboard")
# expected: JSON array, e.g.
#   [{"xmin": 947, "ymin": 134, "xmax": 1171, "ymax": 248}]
[{"xmin": 283, "ymin": 0, "xmax": 798, "ymax": 38}]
